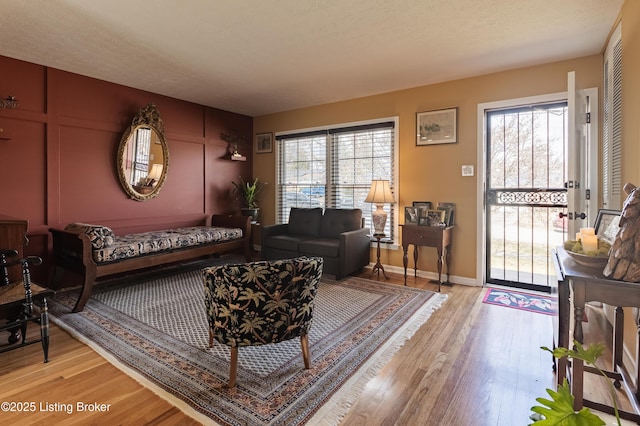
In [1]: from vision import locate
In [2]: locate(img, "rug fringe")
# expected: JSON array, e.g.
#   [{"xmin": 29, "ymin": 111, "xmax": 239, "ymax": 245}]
[
  {"xmin": 50, "ymin": 315, "xmax": 219, "ymax": 426},
  {"xmin": 308, "ymin": 292, "xmax": 448, "ymax": 425}
]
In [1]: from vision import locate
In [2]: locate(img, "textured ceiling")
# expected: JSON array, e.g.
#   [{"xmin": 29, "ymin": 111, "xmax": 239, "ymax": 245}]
[{"xmin": 0, "ymin": 0, "xmax": 623, "ymax": 117}]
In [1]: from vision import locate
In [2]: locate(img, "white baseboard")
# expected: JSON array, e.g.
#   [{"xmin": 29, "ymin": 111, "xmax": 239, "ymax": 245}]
[{"xmin": 369, "ymin": 263, "xmax": 480, "ymax": 287}]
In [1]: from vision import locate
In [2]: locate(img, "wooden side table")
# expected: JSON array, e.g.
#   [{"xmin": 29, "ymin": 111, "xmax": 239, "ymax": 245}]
[
  {"xmin": 553, "ymin": 247, "xmax": 640, "ymax": 423},
  {"xmin": 370, "ymin": 234, "xmax": 390, "ymax": 279},
  {"xmin": 401, "ymin": 224, "xmax": 453, "ymax": 291}
]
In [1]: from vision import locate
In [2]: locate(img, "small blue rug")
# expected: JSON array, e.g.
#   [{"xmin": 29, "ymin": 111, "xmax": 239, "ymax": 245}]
[{"xmin": 483, "ymin": 288, "xmax": 553, "ymax": 316}]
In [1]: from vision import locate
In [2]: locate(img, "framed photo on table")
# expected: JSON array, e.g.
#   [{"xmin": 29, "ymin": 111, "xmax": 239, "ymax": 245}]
[
  {"xmin": 416, "ymin": 107, "xmax": 457, "ymax": 146},
  {"xmin": 405, "ymin": 207, "xmax": 419, "ymax": 224},
  {"xmin": 419, "ymin": 209, "xmax": 446, "ymax": 226},
  {"xmin": 594, "ymin": 209, "xmax": 621, "ymax": 244},
  {"xmin": 436, "ymin": 202, "xmax": 456, "ymax": 226}
]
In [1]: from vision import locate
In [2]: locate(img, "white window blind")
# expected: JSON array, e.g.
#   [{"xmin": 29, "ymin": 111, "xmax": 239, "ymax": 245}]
[
  {"xmin": 276, "ymin": 120, "xmax": 396, "ymax": 239},
  {"xmin": 603, "ymin": 22, "xmax": 622, "ymax": 208}
]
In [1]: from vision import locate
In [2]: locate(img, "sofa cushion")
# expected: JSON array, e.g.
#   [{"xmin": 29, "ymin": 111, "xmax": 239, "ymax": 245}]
[
  {"xmin": 288, "ymin": 208, "xmax": 323, "ymax": 236},
  {"xmin": 65, "ymin": 223, "xmax": 115, "ymax": 249},
  {"xmin": 262, "ymin": 234, "xmax": 308, "ymax": 252},
  {"xmin": 299, "ymin": 238, "xmax": 340, "ymax": 257},
  {"xmin": 320, "ymin": 208, "xmax": 362, "ymax": 238}
]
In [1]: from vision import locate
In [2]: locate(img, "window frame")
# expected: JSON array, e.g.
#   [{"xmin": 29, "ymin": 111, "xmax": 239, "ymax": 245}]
[{"xmin": 275, "ymin": 117, "xmax": 399, "ymax": 241}]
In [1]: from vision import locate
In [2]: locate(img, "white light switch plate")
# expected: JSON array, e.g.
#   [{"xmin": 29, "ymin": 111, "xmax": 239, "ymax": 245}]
[{"xmin": 461, "ymin": 165, "xmax": 474, "ymax": 176}]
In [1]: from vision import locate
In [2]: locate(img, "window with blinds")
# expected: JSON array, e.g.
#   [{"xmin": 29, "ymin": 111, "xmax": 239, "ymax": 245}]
[
  {"xmin": 603, "ymin": 22, "xmax": 622, "ymax": 208},
  {"xmin": 276, "ymin": 120, "xmax": 397, "ymax": 239}
]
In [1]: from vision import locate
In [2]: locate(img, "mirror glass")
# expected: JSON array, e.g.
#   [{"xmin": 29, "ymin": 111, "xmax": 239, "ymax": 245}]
[{"xmin": 117, "ymin": 104, "xmax": 169, "ymax": 201}]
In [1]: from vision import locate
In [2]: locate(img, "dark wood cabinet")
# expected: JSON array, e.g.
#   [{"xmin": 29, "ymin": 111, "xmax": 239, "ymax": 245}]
[{"xmin": 0, "ymin": 214, "xmax": 28, "ymax": 283}]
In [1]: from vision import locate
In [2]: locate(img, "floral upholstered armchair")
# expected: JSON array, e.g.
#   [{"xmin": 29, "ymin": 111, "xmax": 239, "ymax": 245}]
[{"xmin": 202, "ymin": 256, "xmax": 323, "ymax": 387}]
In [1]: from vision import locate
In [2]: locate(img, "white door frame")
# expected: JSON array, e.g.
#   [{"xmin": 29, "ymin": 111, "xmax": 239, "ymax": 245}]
[{"xmin": 476, "ymin": 92, "xmax": 567, "ymax": 286}]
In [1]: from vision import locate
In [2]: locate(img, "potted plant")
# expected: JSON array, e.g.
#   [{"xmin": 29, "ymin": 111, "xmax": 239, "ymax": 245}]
[
  {"xmin": 530, "ymin": 341, "xmax": 621, "ymax": 426},
  {"xmin": 232, "ymin": 177, "xmax": 266, "ymax": 223}
]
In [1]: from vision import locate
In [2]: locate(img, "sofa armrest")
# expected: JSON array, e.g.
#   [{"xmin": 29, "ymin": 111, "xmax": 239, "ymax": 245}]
[
  {"xmin": 339, "ymin": 227, "xmax": 370, "ymax": 246},
  {"xmin": 338, "ymin": 227, "xmax": 371, "ymax": 278},
  {"xmin": 261, "ymin": 223, "xmax": 289, "ymax": 240}
]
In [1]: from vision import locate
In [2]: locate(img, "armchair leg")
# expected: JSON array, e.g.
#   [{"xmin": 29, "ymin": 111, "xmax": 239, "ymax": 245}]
[
  {"xmin": 229, "ymin": 347, "xmax": 238, "ymax": 388},
  {"xmin": 300, "ymin": 334, "xmax": 311, "ymax": 369}
]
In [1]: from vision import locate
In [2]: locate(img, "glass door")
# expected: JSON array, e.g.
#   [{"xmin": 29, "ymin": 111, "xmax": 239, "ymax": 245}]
[{"xmin": 485, "ymin": 102, "xmax": 569, "ymax": 292}]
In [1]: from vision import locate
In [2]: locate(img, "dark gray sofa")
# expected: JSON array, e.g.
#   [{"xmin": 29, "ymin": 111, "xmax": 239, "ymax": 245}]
[{"xmin": 261, "ymin": 208, "xmax": 370, "ymax": 279}]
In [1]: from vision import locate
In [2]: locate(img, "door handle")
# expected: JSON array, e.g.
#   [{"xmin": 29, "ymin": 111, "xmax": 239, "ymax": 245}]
[{"xmin": 558, "ymin": 212, "xmax": 586, "ymax": 220}]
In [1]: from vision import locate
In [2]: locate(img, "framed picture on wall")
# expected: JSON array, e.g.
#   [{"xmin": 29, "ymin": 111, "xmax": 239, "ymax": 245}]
[
  {"xmin": 416, "ymin": 107, "xmax": 457, "ymax": 146},
  {"xmin": 255, "ymin": 132, "xmax": 273, "ymax": 154}
]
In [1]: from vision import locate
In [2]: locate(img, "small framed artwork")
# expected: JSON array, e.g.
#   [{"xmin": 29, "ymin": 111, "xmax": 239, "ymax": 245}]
[
  {"xmin": 416, "ymin": 107, "xmax": 457, "ymax": 146},
  {"xmin": 255, "ymin": 132, "xmax": 273, "ymax": 154},
  {"xmin": 594, "ymin": 209, "xmax": 621, "ymax": 244},
  {"xmin": 436, "ymin": 202, "xmax": 456, "ymax": 226},
  {"xmin": 420, "ymin": 209, "xmax": 446, "ymax": 226},
  {"xmin": 405, "ymin": 207, "xmax": 419, "ymax": 224},
  {"xmin": 412, "ymin": 201, "xmax": 432, "ymax": 209}
]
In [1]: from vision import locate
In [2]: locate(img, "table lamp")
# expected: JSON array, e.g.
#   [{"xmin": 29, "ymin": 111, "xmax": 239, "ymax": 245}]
[
  {"xmin": 145, "ymin": 164, "xmax": 163, "ymax": 186},
  {"xmin": 365, "ymin": 180, "xmax": 395, "ymax": 236}
]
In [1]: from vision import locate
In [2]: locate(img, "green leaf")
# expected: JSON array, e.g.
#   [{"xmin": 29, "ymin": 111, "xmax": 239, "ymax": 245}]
[
  {"xmin": 530, "ymin": 380, "xmax": 605, "ymax": 426},
  {"xmin": 542, "ymin": 341, "xmax": 606, "ymax": 365}
]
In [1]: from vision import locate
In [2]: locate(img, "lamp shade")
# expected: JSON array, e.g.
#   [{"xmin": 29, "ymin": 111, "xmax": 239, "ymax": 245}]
[
  {"xmin": 147, "ymin": 163, "xmax": 163, "ymax": 181},
  {"xmin": 364, "ymin": 180, "xmax": 395, "ymax": 204}
]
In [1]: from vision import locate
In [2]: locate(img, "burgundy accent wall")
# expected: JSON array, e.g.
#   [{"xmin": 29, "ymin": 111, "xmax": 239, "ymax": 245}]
[{"xmin": 0, "ymin": 55, "xmax": 253, "ymax": 284}]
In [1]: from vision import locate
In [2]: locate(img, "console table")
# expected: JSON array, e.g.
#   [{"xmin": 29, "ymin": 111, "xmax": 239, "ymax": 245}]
[
  {"xmin": 553, "ymin": 247, "xmax": 640, "ymax": 422},
  {"xmin": 401, "ymin": 224, "xmax": 453, "ymax": 291}
]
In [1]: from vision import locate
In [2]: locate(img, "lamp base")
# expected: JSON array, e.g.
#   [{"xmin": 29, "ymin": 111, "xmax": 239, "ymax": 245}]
[{"xmin": 371, "ymin": 204, "xmax": 387, "ymax": 235}]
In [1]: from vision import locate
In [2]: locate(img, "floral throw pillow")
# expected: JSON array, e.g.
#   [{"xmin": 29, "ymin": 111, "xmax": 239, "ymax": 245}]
[{"xmin": 65, "ymin": 223, "xmax": 115, "ymax": 249}]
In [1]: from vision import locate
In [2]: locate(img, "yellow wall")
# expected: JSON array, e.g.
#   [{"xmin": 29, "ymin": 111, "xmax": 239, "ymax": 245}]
[
  {"xmin": 617, "ymin": 0, "xmax": 640, "ymax": 383},
  {"xmin": 621, "ymin": 0, "xmax": 640, "ymax": 189},
  {"xmin": 253, "ymin": 56, "xmax": 602, "ymax": 282}
]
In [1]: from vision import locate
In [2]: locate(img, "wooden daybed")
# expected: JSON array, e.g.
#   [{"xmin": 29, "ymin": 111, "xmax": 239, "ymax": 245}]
[{"xmin": 49, "ymin": 214, "xmax": 251, "ymax": 312}]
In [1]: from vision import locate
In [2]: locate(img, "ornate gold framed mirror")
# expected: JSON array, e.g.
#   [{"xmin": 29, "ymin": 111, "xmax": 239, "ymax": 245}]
[{"xmin": 117, "ymin": 104, "xmax": 169, "ymax": 201}]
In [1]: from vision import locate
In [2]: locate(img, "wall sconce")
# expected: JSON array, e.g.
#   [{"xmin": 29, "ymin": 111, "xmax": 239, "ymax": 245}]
[
  {"xmin": 0, "ymin": 96, "xmax": 18, "ymax": 109},
  {"xmin": 221, "ymin": 132, "xmax": 247, "ymax": 161}
]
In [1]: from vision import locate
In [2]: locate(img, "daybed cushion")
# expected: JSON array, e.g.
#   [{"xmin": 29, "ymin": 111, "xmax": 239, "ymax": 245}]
[
  {"xmin": 65, "ymin": 223, "xmax": 115, "ymax": 249},
  {"xmin": 288, "ymin": 208, "xmax": 323, "ymax": 236},
  {"xmin": 72, "ymin": 226, "xmax": 243, "ymax": 264}
]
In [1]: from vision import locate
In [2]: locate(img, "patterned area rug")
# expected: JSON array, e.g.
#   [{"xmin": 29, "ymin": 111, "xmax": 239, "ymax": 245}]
[
  {"xmin": 482, "ymin": 288, "xmax": 554, "ymax": 315},
  {"xmin": 49, "ymin": 256, "xmax": 447, "ymax": 425}
]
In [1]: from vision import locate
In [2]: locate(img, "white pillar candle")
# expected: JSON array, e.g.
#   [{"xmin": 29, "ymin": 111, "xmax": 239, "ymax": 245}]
[
  {"xmin": 575, "ymin": 232, "xmax": 582, "ymax": 241},
  {"xmin": 582, "ymin": 234, "xmax": 598, "ymax": 252},
  {"xmin": 580, "ymin": 227, "xmax": 595, "ymax": 236}
]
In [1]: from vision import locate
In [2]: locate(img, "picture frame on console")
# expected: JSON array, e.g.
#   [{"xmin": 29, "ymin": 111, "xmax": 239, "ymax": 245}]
[
  {"xmin": 412, "ymin": 202, "xmax": 432, "ymax": 222},
  {"xmin": 416, "ymin": 107, "xmax": 457, "ymax": 146},
  {"xmin": 594, "ymin": 208, "xmax": 621, "ymax": 244},
  {"xmin": 420, "ymin": 209, "xmax": 446, "ymax": 227},
  {"xmin": 405, "ymin": 207, "xmax": 419, "ymax": 224},
  {"xmin": 255, "ymin": 132, "xmax": 273, "ymax": 154},
  {"xmin": 436, "ymin": 202, "xmax": 456, "ymax": 226}
]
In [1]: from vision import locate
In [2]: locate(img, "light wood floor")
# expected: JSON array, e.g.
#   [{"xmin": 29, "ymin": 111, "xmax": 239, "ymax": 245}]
[{"xmin": 0, "ymin": 269, "xmax": 626, "ymax": 425}]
